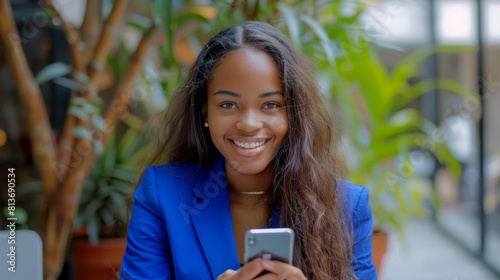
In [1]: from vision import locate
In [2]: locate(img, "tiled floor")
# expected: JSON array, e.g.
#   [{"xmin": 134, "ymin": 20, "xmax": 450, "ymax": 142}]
[{"xmin": 380, "ymin": 219, "xmax": 499, "ymax": 280}]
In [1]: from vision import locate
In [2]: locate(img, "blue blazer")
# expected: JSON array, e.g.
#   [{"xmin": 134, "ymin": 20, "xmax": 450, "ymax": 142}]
[{"xmin": 120, "ymin": 156, "xmax": 377, "ymax": 279}]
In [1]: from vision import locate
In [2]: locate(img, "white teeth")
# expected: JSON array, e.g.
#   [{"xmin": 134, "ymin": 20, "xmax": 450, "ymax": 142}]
[{"xmin": 233, "ymin": 140, "xmax": 266, "ymax": 149}]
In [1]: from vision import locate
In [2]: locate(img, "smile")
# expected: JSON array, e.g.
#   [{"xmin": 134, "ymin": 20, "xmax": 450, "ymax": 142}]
[{"xmin": 232, "ymin": 140, "xmax": 267, "ymax": 149}]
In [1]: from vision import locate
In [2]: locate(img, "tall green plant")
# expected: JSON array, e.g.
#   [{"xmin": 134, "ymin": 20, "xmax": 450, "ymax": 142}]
[
  {"xmin": 76, "ymin": 116, "xmax": 148, "ymax": 243},
  {"xmin": 333, "ymin": 42, "xmax": 478, "ymax": 235}
]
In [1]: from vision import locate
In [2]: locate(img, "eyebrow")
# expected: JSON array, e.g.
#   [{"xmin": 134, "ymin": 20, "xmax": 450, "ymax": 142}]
[{"xmin": 213, "ymin": 90, "xmax": 282, "ymax": 98}]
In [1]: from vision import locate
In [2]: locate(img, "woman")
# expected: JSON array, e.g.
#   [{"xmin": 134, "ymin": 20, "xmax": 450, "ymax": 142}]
[{"xmin": 120, "ymin": 21, "xmax": 376, "ymax": 280}]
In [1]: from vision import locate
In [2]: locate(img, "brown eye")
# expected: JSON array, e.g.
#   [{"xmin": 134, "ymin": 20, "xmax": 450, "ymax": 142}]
[
  {"xmin": 263, "ymin": 102, "xmax": 280, "ymax": 109},
  {"xmin": 220, "ymin": 102, "xmax": 236, "ymax": 109}
]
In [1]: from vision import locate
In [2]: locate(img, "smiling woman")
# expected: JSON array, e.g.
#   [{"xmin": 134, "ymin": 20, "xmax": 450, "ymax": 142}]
[
  {"xmin": 206, "ymin": 46, "xmax": 288, "ymax": 177},
  {"xmin": 120, "ymin": 21, "xmax": 377, "ymax": 280}
]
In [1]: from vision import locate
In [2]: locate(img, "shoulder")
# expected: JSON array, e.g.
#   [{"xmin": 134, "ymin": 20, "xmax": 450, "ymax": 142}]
[
  {"xmin": 146, "ymin": 161, "xmax": 204, "ymax": 179},
  {"xmin": 337, "ymin": 180, "xmax": 371, "ymax": 227},
  {"xmin": 337, "ymin": 180, "xmax": 369, "ymax": 211},
  {"xmin": 338, "ymin": 181, "xmax": 377, "ymax": 278},
  {"xmin": 140, "ymin": 160, "xmax": 218, "ymax": 189},
  {"xmin": 134, "ymin": 161, "xmax": 213, "ymax": 208}
]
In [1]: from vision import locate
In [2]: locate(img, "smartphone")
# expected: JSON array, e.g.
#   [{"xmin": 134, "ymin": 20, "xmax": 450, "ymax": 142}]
[{"xmin": 244, "ymin": 228, "xmax": 294, "ymax": 265}]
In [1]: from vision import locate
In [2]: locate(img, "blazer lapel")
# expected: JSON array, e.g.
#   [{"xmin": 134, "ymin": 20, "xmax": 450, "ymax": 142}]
[{"xmin": 190, "ymin": 157, "xmax": 240, "ymax": 278}]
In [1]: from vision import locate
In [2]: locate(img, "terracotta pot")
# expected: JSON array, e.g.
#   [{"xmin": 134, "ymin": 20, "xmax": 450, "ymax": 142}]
[
  {"xmin": 70, "ymin": 238, "xmax": 126, "ymax": 280},
  {"xmin": 371, "ymin": 230, "xmax": 389, "ymax": 277},
  {"xmin": 72, "ymin": 227, "xmax": 88, "ymax": 238}
]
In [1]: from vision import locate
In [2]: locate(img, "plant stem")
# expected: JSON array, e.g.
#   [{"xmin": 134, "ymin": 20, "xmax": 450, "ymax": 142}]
[
  {"xmin": 80, "ymin": 0, "xmax": 102, "ymax": 66},
  {"xmin": 46, "ymin": 0, "xmax": 84, "ymax": 73},
  {"xmin": 87, "ymin": 0, "xmax": 130, "ymax": 97},
  {"xmin": 0, "ymin": 0, "xmax": 58, "ymax": 202}
]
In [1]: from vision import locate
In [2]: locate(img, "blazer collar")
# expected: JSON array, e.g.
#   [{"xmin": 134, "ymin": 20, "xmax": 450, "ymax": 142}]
[{"xmin": 190, "ymin": 156, "xmax": 240, "ymax": 278}]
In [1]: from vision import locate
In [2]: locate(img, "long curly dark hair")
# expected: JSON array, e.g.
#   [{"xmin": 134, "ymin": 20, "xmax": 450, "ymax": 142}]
[{"xmin": 148, "ymin": 21, "xmax": 354, "ymax": 279}]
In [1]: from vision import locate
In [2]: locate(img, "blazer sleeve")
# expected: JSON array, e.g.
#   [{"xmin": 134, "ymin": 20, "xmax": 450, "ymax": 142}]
[
  {"xmin": 120, "ymin": 166, "xmax": 174, "ymax": 280},
  {"xmin": 351, "ymin": 187, "xmax": 378, "ymax": 279}
]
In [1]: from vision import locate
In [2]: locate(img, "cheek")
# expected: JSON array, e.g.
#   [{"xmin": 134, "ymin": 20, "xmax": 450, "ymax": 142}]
[
  {"xmin": 207, "ymin": 117, "xmax": 228, "ymax": 147},
  {"xmin": 270, "ymin": 113, "xmax": 288, "ymax": 138}
]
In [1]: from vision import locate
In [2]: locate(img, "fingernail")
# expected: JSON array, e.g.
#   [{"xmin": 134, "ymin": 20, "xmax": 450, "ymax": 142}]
[{"xmin": 262, "ymin": 259, "xmax": 275, "ymax": 268}]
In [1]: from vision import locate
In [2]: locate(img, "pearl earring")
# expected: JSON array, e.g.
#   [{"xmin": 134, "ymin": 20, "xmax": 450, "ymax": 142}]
[{"xmin": 204, "ymin": 122, "xmax": 209, "ymax": 128}]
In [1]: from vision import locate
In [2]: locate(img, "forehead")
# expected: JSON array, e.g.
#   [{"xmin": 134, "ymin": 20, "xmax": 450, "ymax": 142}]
[{"xmin": 207, "ymin": 47, "xmax": 282, "ymax": 95}]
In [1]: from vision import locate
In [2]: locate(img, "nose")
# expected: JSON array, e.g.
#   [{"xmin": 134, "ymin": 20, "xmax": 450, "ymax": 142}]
[{"xmin": 236, "ymin": 110, "xmax": 263, "ymax": 132}]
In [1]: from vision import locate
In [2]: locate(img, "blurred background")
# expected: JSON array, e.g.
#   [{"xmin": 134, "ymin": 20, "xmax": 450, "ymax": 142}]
[{"xmin": 0, "ymin": 0, "xmax": 498, "ymax": 279}]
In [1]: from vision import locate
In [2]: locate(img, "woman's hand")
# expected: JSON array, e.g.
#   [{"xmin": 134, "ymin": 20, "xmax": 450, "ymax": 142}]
[{"xmin": 217, "ymin": 258, "xmax": 307, "ymax": 280}]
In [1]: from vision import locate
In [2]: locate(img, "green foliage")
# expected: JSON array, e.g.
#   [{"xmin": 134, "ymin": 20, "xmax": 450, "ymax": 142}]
[
  {"xmin": 69, "ymin": 96, "xmax": 106, "ymax": 155},
  {"xmin": 35, "ymin": 62, "xmax": 72, "ymax": 85},
  {"xmin": 332, "ymin": 41, "xmax": 476, "ymax": 233},
  {"xmin": 76, "ymin": 120, "xmax": 148, "ymax": 244}
]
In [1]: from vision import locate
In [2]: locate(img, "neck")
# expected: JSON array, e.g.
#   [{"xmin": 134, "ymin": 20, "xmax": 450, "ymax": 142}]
[
  {"xmin": 225, "ymin": 162, "xmax": 274, "ymax": 206},
  {"xmin": 228, "ymin": 187, "xmax": 271, "ymax": 207}
]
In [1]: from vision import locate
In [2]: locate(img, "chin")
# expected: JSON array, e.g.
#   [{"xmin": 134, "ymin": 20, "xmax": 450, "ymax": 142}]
[{"xmin": 226, "ymin": 158, "xmax": 272, "ymax": 176}]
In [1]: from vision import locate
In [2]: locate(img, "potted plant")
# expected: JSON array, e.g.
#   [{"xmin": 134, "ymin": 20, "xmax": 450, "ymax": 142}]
[
  {"xmin": 0, "ymin": 1, "xmax": 160, "ymax": 278},
  {"xmin": 330, "ymin": 38, "xmax": 477, "ymax": 274},
  {"xmin": 71, "ymin": 117, "xmax": 149, "ymax": 280}
]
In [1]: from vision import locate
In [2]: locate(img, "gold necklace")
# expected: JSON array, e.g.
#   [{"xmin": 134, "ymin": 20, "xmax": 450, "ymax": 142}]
[{"xmin": 240, "ymin": 191, "xmax": 266, "ymax": 195}]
